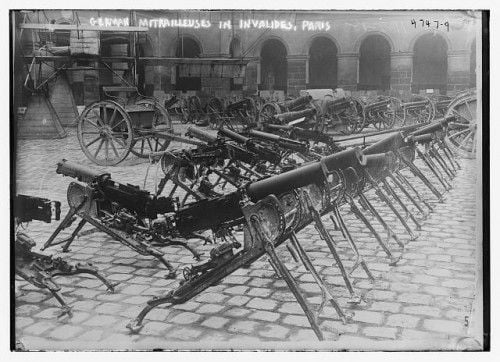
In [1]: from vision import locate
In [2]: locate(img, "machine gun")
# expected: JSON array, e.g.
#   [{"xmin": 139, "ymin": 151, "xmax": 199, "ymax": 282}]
[
  {"xmin": 128, "ymin": 147, "xmax": 370, "ymax": 340},
  {"xmin": 43, "ymin": 160, "xmax": 204, "ymax": 279},
  {"xmin": 263, "ymin": 123, "xmax": 343, "ymax": 153},
  {"xmin": 218, "ymin": 127, "xmax": 282, "ymax": 165},
  {"xmin": 14, "ymin": 194, "xmax": 114, "ymax": 317}
]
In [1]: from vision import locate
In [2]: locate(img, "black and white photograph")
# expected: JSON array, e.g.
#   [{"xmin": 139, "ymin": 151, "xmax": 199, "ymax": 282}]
[{"xmin": 8, "ymin": 3, "xmax": 488, "ymax": 352}]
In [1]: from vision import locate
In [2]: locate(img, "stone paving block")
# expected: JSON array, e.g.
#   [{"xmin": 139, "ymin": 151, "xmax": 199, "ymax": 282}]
[
  {"xmin": 228, "ymin": 320, "xmax": 260, "ymax": 334},
  {"xmin": 94, "ymin": 303, "xmax": 124, "ymax": 314},
  {"xmin": 83, "ymin": 315, "xmax": 118, "ymax": 327},
  {"xmin": 201, "ymin": 316, "xmax": 230, "ymax": 329},
  {"xmin": 120, "ymin": 284, "xmax": 150, "ymax": 295},
  {"xmin": 386, "ymin": 314, "xmax": 420, "ymax": 328},
  {"xmin": 224, "ymin": 308, "xmax": 252, "ymax": 318},
  {"xmin": 403, "ymin": 305, "xmax": 442, "ymax": 318},
  {"xmin": 362, "ymin": 326, "xmax": 398, "ymax": 339},
  {"xmin": 78, "ymin": 329, "xmax": 105, "ymax": 342},
  {"xmin": 226, "ymin": 295, "xmax": 251, "ymax": 307},
  {"xmin": 278, "ymin": 302, "xmax": 304, "ymax": 315},
  {"xmin": 170, "ymin": 312, "xmax": 201, "ymax": 325},
  {"xmin": 171, "ymin": 301, "xmax": 201, "ymax": 311},
  {"xmin": 442, "ymin": 279, "xmax": 475, "ymax": 289},
  {"xmin": 365, "ymin": 289, "xmax": 397, "ymax": 301},
  {"xmin": 352, "ymin": 310, "xmax": 385, "ymax": 325},
  {"xmin": 368, "ymin": 301, "xmax": 401, "ymax": 313},
  {"xmin": 423, "ymin": 319, "xmax": 465, "ymax": 335},
  {"xmin": 398, "ymin": 293, "xmax": 433, "ymax": 305},
  {"xmin": 15, "ymin": 317, "xmax": 34, "ymax": 329},
  {"xmin": 196, "ymin": 303, "xmax": 226, "ymax": 314},
  {"xmin": 246, "ymin": 287, "xmax": 273, "ymax": 297},
  {"xmin": 195, "ymin": 292, "xmax": 228, "ymax": 304},
  {"xmin": 223, "ymin": 285, "xmax": 249, "ymax": 295},
  {"xmin": 246, "ymin": 297, "xmax": 278, "ymax": 311},
  {"xmin": 249, "ymin": 311, "xmax": 280, "ymax": 322},
  {"xmin": 282, "ymin": 315, "xmax": 311, "ymax": 328},
  {"xmin": 258, "ymin": 325, "xmax": 290, "ymax": 339},
  {"xmin": 23, "ymin": 321, "xmax": 54, "ymax": 336},
  {"xmin": 49, "ymin": 325, "xmax": 84, "ymax": 340}
]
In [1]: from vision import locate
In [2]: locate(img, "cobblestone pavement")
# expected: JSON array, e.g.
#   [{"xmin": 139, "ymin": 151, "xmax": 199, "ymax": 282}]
[{"xmin": 13, "ymin": 125, "xmax": 482, "ymax": 350}]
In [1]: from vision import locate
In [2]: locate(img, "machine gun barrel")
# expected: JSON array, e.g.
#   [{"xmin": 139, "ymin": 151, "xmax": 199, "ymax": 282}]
[
  {"xmin": 246, "ymin": 147, "xmax": 365, "ymax": 201},
  {"xmin": 363, "ymin": 132, "xmax": 407, "ymax": 155},
  {"xmin": 186, "ymin": 126, "xmax": 218, "ymax": 144},
  {"xmin": 247, "ymin": 129, "xmax": 309, "ymax": 153},
  {"xmin": 57, "ymin": 159, "xmax": 175, "ymax": 219},
  {"xmin": 57, "ymin": 159, "xmax": 105, "ymax": 183},
  {"xmin": 219, "ymin": 127, "xmax": 281, "ymax": 164},
  {"xmin": 276, "ymin": 108, "xmax": 316, "ymax": 123},
  {"xmin": 409, "ymin": 116, "xmax": 456, "ymax": 137}
]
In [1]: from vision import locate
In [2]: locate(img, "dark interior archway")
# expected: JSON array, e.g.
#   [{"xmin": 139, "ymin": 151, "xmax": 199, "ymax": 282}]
[
  {"xmin": 175, "ymin": 36, "xmax": 201, "ymax": 91},
  {"xmin": 230, "ymin": 38, "xmax": 243, "ymax": 90},
  {"xmin": 358, "ymin": 34, "xmax": 391, "ymax": 90},
  {"xmin": 470, "ymin": 39, "xmax": 476, "ymax": 87},
  {"xmin": 412, "ymin": 33, "xmax": 448, "ymax": 93},
  {"xmin": 137, "ymin": 35, "xmax": 154, "ymax": 95},
  {"xmin": 260, "ymin": 39, "xmax": 287, "ymax": 91},
  {"xmin": 308, "ymin": 37, "xmax": 338, "ymax": 89}
]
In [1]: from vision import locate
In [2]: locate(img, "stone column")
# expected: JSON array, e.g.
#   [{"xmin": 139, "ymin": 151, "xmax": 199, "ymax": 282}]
[
  {"xmin": 390, "ymin": 52, "xmax": 413, "ymax": 96},
  {"xmin": 447, "ymin": 50, "xmax": 471, "ymax": 93},
  {"xmin": 245, "ymin": 57, "xmax": 259, "ymax": 93},
  {"xmin": 286, "ymin": 55, "xmax": 307, "ymax": 98},
  {"xmin": 337, "ymin": 53, "xmax": 358, "ymax": 91}
]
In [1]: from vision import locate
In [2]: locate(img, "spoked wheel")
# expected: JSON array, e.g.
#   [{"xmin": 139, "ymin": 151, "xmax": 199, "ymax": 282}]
[
  {"xmin": 416, "ymin": 96, "xmax": 435, "ymax": 123},
  {"xmin": 130, "ymin": 99, "xmax": 174, "ymax": 158},
  {"xmin": 444, "ymin": 90, "xmax": 478, "ymax": 159},
  {"xmin": 77, "ymin": 100, "xmax": 133, "ymax": 166},
  {"xmin": 259, "ymin": 102, "xmax": 281, "ymax": 125},
  {"xmin": 337, "ymin": 97, "xmax": 363, "ymax": 134},
  {"xmin": 206, "ymin": 97, "xmax": 225, "ymax": 129}
]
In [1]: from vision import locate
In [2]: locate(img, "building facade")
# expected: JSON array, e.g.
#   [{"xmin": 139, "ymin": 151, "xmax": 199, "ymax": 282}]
[{"xmin": 14, "ymin": 10, "xmax": 480, "ymax": 108}]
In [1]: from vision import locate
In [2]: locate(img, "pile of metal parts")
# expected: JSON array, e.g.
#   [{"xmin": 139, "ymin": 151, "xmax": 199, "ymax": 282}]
[
  {"xmin": 14, "ymin": 194, "xmax": 116, "ymax": 316},
  {"xmin": 29, "ymin": 113, "xmax": 467, "ymax": 341}
]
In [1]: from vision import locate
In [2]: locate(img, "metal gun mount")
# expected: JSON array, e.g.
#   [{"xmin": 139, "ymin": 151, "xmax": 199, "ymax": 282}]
[{"xmin": 14, "ymin": 194, "xmax": 115, "ymax": 317}]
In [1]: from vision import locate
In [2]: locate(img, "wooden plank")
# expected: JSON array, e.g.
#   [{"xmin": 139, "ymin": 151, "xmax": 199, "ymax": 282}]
[{"xmin": 20, "ymin": 23, "xmax": 148, "ymax": 32}]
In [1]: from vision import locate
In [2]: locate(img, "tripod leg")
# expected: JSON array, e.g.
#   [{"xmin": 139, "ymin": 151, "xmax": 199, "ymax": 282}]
[
  {"xmin": 61, "ymin": 218, "xmax": 87, "ymax": 252},
  {"xmin": 42, "ymin": 207, "xmax": 78, "ymax": 250}
]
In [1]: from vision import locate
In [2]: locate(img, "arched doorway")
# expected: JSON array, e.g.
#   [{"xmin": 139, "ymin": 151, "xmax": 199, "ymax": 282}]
[
  {"xmin": 175, "ymin": 36, "xmax": 201, "ymax": 91},
  {"xmin": 412, "ymin": 33, "xmax": 448, "ymax": 93},
  {"xmin": 308, "ymin": 37, "xmax": 338, "ymax": 89},
  {"xmin": 260, "ymin": 39, "xmax": 287, "ymax": 92},
  {"xmin": 358, "ymin": 34, "xmax": 391, "ymax": 90},
  {"xmin": 470, "ymin": 39, "xmax": 476, "ymax": 87}
]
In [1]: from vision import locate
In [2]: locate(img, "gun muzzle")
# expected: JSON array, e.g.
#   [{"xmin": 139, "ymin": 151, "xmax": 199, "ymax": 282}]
[
  {"xmin": 248, "ymin": 130, "xmax": 308, "ymax": 153},
  {"xmin": 246, "ymin": 147, "xmax": 365, "ymax": 201},
  {"xmin": 56, "ymin": 159, "xmax": 106, "ymax": 183},
  {"xmin": 406, "ymin": 133, "xmax": 435, "ymax": 144},
  {"xmin": 187, "ymin": 126, "xmax": 218, "ymax": 144}
]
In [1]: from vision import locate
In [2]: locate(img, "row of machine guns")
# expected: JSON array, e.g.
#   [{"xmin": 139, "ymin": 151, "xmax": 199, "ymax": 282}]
[{"xmin": 16, "ymin": 115, "xmax": 462, "ymax": 340}]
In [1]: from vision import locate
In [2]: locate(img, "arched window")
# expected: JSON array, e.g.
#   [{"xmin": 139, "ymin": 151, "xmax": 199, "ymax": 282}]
[
  {"xmin": 358, "ymin": 34, "xmax": 391, "ymax": 90},
  {"xmin": 175, "ymin": 36, "xmax": 201, "ymax": 91},
  {"xmin": 412, "ymin": 33, "xmax": 448, "ymax": 93},
  {"xmin": 308, "ymin": 37, "xmax": 338, "ymax": 89},
  {"xmin": 230, "ymin": 38, "xmax": 242, "ymax": 58},
  {"xmin": 260, "ymin": 39, "xmax": 287, "ymax": 91}
]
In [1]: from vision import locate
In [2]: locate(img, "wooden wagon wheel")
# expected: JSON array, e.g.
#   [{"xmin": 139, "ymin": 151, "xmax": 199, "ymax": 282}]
[
  {"xmin": 206, "ymin": 97, "xmax": 225, "ymax": 129},
  {"xmin": 259, "ymin": 102, "xmax": 281, "ymax": 124},
  {"xmin": 188, "ymin": 95, "xmax": 205, "ymax": 123},
  {"xmin": 444, "ymin": 90, "xmax": 477, "ymax": 159},
  {"xmin": 77, "ymin": 100, "xmax": 133, "ymax": 166},
  {"xmin": 130, "ymin": 99, "xmax": 174, "ymax": 158}
]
